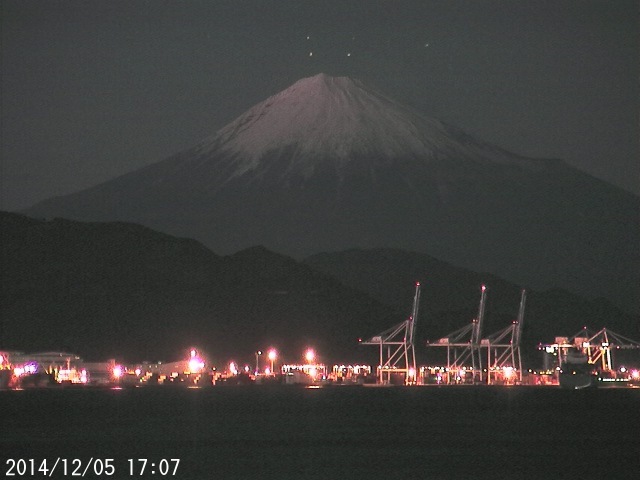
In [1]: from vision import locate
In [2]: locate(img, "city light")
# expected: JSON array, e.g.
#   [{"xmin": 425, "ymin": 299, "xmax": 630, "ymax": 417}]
[
  {"xmin": 113, "ymin": 365, "xmax": 123, "ymax": 378},
  {"xmin": 24, "ymin": 363, "xmax": 38, "ymax": 375},
  {"xmin": 188, "ymin": 357, "xmax": 205, "ymax": 374},
  {"xmin": 186, "ymin": 349, "xmax": 206, "ymax": 374},
  {"xmin": 268, "ymin": 349, "xmax": 277, "ymax": 374},
  {"xmin": 305, "ymin": 349, "xmax": 315, "ymax": 363}
]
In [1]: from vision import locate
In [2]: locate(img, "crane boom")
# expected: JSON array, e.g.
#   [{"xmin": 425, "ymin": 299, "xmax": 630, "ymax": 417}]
[
  {"xmin": 471, "ymin": 285, "xmax": 487, "ymax": 346},
  {"xmin": 512, "ymin": 289, "xmax": 527, "ymax": 346},
  {"xmin": 408, "ymin": 282, "xmax": 421, "ymax": 344}
]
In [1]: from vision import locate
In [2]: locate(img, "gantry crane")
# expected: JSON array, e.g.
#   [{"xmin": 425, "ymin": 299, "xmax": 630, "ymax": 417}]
[
  {"xmin": 360, "ymin": 282, "xmax": 421, "ymax": 385},
  {"xmin": 485, "ymin": 289, "xmax": 527, "ymax": 384},
  {"xmin": 426, "ymin": 285, "xmax": 487, "ymax": 383},
  {"xmin": 568, "ymin": 326, "xmax": 640, "ymax": 372}
]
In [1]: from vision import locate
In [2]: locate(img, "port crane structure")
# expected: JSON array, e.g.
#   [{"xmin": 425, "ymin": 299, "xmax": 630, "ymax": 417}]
[
  {"xmin": 548, "ymin": 326, "xmax": 640, "ymax": 372},
  {"xmin": 361, "ymin": 282, "xmax": 421, "ymax": 385},
  {"xmin": 485, "ymin": 289, "xmax": 527, "ymax": 383},
  {"xmin": 427, "ymin": 285, "xmax": 488, "ymax": 383}
]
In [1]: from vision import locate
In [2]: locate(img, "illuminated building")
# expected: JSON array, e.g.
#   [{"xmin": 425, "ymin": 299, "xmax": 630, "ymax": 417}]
[
  {"xmin": 281, "ymin": 363, "xmax": 328, "ymax": 385},
  {"xmin": 331, "ymin": 365, "xmax": 372, "ymax": 384}
]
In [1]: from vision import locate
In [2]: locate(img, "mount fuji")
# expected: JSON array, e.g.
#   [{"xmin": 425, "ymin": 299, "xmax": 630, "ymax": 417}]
[{"xmin": 25, "ymin": 74, "xmax": 639, "ymax": 313}]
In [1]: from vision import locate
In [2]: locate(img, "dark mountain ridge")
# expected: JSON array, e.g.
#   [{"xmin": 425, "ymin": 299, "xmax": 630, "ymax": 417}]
[
  {"xmin": 2, "ymin": 212, "xmax": 636, "ymax": 368},
  {"xmin": 0, "ymin": 212, "xmax": 392, "ymax": 363},
  {"xmin": 24, "ymin": 74, "xmax": 639, "ymax": 314}
]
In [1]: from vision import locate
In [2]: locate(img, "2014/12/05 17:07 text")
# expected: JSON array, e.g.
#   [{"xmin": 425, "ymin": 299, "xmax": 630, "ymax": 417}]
[{"xmin": 3, "ymin": 458, "xmax": 181, "ymax": 477}]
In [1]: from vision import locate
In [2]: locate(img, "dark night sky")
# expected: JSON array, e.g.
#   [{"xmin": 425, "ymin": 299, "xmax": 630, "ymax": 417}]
[{"xmin": 2, "ymin": 0, "xmax": 638, "ymax": 211}]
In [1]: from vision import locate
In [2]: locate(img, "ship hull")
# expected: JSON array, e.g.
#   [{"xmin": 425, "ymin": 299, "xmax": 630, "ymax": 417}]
[{"xmin": 559, "ymin": 371, "xmax": 598, "ymax": 389}]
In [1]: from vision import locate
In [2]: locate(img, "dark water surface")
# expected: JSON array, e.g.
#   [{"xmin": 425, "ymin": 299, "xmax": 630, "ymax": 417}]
[{"xmin": 1, "ymin": 385, "xmax": 638, "ymax": 479}]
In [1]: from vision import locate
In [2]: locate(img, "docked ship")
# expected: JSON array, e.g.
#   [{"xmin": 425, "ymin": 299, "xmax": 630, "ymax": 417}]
[{"xmin": 559, "ymin": 348, "xmax": 598, "ymax": 389}]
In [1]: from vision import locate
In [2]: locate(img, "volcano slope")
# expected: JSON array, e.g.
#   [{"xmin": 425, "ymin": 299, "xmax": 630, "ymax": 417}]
[{"xmin": 25, "ymin": 74, "xmax": 640, "ymax": 314}]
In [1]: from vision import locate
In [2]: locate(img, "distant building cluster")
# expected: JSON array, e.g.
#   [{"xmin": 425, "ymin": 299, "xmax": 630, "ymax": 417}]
[
  {"xmin": 1, "ymin": 285, "xmax": 638, "ymax": 390},
  {"xmin": 1, "ymin": 333, "xmax": 638, "ymax": 390}
]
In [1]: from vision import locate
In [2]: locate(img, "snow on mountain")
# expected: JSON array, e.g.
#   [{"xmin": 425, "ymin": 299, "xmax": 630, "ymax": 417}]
[
  {"xmin": 195, "ymin": 73, "xmax": 538, "ymax": 180},
  {"xmin": 22, "ymin": 73, "xmax": 640, "ymax": 314}
]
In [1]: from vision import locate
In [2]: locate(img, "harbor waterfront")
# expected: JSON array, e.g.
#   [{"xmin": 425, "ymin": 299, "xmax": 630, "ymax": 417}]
[
  {"xmin": 1, "ymin": 385, "xmax": 639, "ymax": 480},
  {"xmin": 3, "ymin": 286, "xmax": 639, "ymax": 390},
  {"xmin": 2, "ymin": 329, "xmax": 640, "ymax": 389}
]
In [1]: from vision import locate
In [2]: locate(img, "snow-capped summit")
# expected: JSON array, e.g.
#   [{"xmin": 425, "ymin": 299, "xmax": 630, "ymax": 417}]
[
  {"xmin": 197, "ymin": 73, "xmax": 533, "ymax": 180},
  {"xmin": 24, "ymin": 74, "xmax": 639, "ymax": 314},
  {"xmin": 210, "ymin": 73, "xmax": 437, "ymax": 162}
]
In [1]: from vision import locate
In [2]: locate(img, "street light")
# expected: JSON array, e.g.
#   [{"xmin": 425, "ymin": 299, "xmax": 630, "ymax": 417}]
[
  {"xmin": 188, "ymin": 348, "xmax": 205, "ymax": 374},
  {"xmin": 255, "ymin": 350, "xmax": 262, "ymax": 375},
  {"xmin": 305, "ymin": 348, "xmax": 315, "ymax": 364},
  {"xmin": 268, "ymin": 349, "xmax": 277, "ymax": 374}
]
